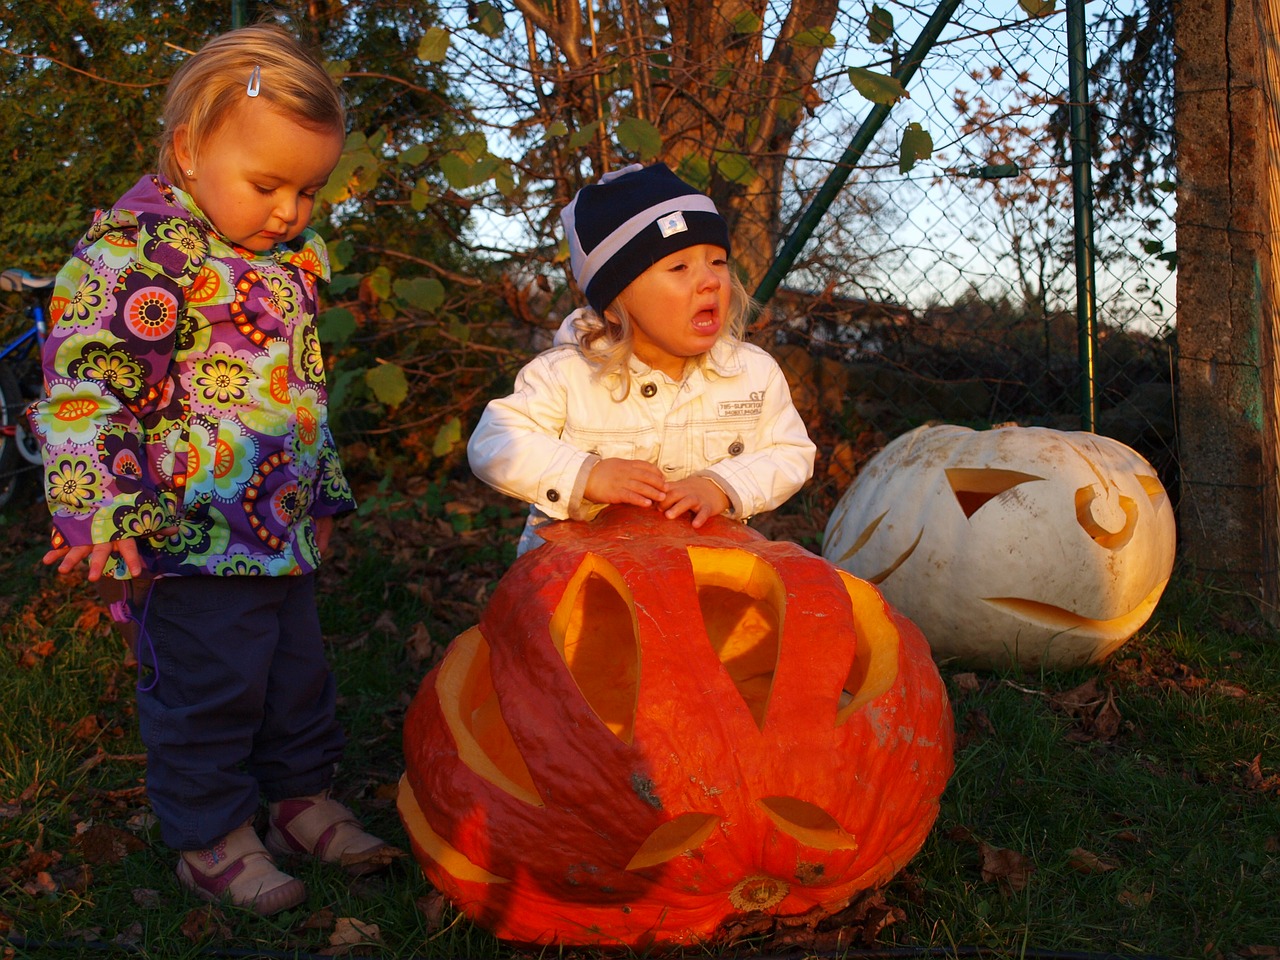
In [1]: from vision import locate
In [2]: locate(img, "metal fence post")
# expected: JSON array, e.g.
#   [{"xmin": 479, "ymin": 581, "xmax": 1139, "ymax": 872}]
[{"xmin": 1067, "ymin": 0, "xmax": 1099, "ymax": 431}]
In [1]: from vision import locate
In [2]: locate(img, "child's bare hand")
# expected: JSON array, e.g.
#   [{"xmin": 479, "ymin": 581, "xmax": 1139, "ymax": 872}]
[
  {"xmin": 44, "ymin": 538, "xmax": 145, "ymax": 581},
  {"xmin": 659, "ymin": 477, "xmax": 730, "ymax": 528},
  {"xmin": 585, "ymin": 458, "xmax": 669, "ymax": 507}
]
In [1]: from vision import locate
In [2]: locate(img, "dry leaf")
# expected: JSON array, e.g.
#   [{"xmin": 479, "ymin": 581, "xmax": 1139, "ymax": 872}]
[
  {"xmin": 1118, "ymin": 887, "xmax": 1153, "ymax": 908},
  {"xmin": 978, "ymin": 841, "xmax": 1034, "ymax": 893},
  {"xmin": 322, "ymin": 917, "xmax": 382, "ymax": 956},
  {"xmin": 405, "ymin": 621, "xmax": 436, "ymax": 667},
  {"xmin": 73, "ymin": 824, "xmax": 145, "ymax": 865},
  {"xmin": 131, "ymin": 888, "xmax": 162, "ymax": 908},
  {"xmin": 1067, "ymin": 847, "xmax": 1119, "ymax": 874},
  {"xmin": 339, "ymin": 842, "xmax": 406, "ymax": 873},
  {"xmin": 952, "ymin": 672, "xmax": 981, "ymax": 694},
  {"xmin": 179, "ymin": 906, "xmax": 231, "ymax": 942}
]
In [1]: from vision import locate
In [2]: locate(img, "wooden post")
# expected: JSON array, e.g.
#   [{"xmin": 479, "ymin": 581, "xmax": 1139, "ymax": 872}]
[{"xmin": 1175, "ymin": 0, "xmax": 1278, "ymax": 616}]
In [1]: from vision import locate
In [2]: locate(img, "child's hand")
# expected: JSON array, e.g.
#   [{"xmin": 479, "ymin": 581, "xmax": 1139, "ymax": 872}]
[
  {"xmin": 585, "ymin": 458, "xmax": 669, "ymax": 508},
  {"xmin": 659, "ymin": 477, "xmax": 731, "ymax": 528},
  {"xmin": 44, "ymin": 538, "xmax": 144, "ymax": 581}
]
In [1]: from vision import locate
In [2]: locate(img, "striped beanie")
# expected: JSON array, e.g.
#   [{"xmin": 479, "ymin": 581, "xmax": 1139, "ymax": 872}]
[{"xmin": 561, "ymin": 162, "xmax": 731, "ymax": 313}]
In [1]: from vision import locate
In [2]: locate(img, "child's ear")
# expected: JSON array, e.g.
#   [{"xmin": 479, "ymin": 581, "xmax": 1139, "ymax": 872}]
[{"xmin": 173, "ymin": 125, "xmax": 195, "ymax": 172}]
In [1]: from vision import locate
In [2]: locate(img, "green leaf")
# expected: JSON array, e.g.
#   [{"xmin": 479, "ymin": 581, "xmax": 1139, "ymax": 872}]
[
  {"xmin": 460, "ymin": 131, "xmax": 488, "ymax": 161},
  {"xmin": 329, "ymin": 240, "xmax": 355, "ymax": 272},
  {"xmin": 848, "ymin": 66, "xmax": 908, "ymax": 105},
  {"xmin": 713, "ymin": 150, "xmax": 760, "ymax": 187},
  {"xmin": 365, "ymin": 362, "xmax": 409, "ymax": 408},
  {"xmin": 369, "ymin": 266, "xmax": 393, "ymax": 301},
  {"xmin": 398, "ymin": 142, "xmax": 430, "ymax": 166},
  {"xmin": 432, "ymin": 417, "xmax": 462, "ymax": 457},
  {"xmin": 675, "ymin": 154, "xmax": 712, "ymax": 191},
  {"xmin": 568, "ymin": 122, "xmax": 599, "ymax": 151},
  {"xmin": 617, "ymin": 116, "xmax": 663, "ymax": 160},
  {"xmin": 869, "ymin": 4, "xmax": 894, "ymax": 45},
  {"xmin": 545, "ymin": 120, "xmax": 569, "ymax": 139},
  {"xmin": 1019, "ymin": 0, "xmax": 1057, "ymax": 16},
  {"xmin": 393, "ymin": 276, "xmax": 446, "ymax": 311},
  {"xmin": 731, "ymin": 10, "xmax": 763, "ymax": 33},
  {"xmin": 439, "ymin": 152, "xmax": 472, "ymax": 189},
  {"xmin": 494, "ymin": 163, "xmax": 516, "ymax": 197},
  {"xmin": 326, "ymin": 368, "xmax": 363, "ymax": 414},
  {"xmin": 792, "ymin": 26, "xmax": 835, "ymax": 48},
  {"xmin": 898, "ymin": 122, "xmax": 933, "ymax": 174},
  {"xmin": 417, "ymin": 26, "xmax": 450, "ymax": 62},
  {"xmin": 411, "ymin": 178, "xmax": 433, "ymax": 212},
  {"xmin": 317, "ymin": 307, "xmax": 356, "ymax": 346},
  {"xmin": 329, "ymin": 273, "xmax": 361, "ymax": 295},
  {"xmin": 470, "ymin": 2, "xmax": 505, "ymax": 37}
]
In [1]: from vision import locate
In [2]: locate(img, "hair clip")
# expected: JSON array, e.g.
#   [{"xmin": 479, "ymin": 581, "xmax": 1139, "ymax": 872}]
[{"xmin": 246, "ymin": 64, "xmax": 261, "ymax": 97}]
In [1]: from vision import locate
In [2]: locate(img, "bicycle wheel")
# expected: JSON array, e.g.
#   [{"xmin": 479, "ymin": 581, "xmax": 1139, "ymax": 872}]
[{"xmin": 0, "ymin": 360, "xmax": 25, "ymax": 509}]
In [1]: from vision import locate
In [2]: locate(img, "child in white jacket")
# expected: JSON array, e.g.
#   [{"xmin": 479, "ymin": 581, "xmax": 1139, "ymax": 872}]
[{"xmin": 468, "ymin": 162, "xmax": 816, "ymax": 554}]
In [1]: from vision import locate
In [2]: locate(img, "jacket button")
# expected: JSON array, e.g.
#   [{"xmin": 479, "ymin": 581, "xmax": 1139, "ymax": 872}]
[
  {"xmin": 546, "ymin": 489, "xmax": 560, "ymax": 502},
  {"xmin": 728, "ymin": 440, "xmax": 744, "ymax": 455},
  {"xmin": 640, "ymin": 382, "xmax": 657, "ymax": 397}
]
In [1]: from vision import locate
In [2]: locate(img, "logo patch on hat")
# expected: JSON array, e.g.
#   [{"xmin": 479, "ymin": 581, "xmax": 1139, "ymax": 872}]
[{"xmin": 657, "ymin": 211, "xmax": 688, "ymax": 238}]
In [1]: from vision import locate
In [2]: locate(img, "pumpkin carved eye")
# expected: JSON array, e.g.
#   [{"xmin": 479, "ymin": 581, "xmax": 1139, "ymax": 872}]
[
  {"xmin": 550, "ymin": 555, "xmax": 641, "ymax": 743},
  {"xmin": 945, "ymin": 467, "xmax": 1042, "ymax": 517},
  {"xmin": 689, "ymin": 546, "xmax": 783, "ymax": 730}
]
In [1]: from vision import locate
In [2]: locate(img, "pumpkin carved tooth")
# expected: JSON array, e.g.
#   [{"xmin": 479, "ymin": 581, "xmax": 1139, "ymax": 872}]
[{"xmin": 400, "ymin": 505, "xmax": 954, "ymax": 948}]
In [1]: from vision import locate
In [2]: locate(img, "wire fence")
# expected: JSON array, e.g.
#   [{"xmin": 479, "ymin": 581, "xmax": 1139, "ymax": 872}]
[{"xmin": 760, "ymin": 0, "xmax": 1177, "ymax": 504}]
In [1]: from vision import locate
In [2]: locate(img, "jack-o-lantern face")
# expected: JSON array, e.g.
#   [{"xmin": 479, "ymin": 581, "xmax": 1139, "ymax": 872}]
[
  {"xmin": 399, "ymin": 506, "xmax": 954, "ymax": 948},
  {"xmin": 822, "ymin": 424, "xmax": 1177, "ymax": 670}
]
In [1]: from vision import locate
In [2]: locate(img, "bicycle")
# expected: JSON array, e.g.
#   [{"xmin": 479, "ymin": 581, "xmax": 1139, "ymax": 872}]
[{"xmin": 0, "ymin": 267, "xmax": 54, "ymax": 510}]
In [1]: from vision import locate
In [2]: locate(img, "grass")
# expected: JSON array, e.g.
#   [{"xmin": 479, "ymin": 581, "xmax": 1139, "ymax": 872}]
[{"xmin": 1, "ymin": 475, "xmax": 1278, "ymax": 960}]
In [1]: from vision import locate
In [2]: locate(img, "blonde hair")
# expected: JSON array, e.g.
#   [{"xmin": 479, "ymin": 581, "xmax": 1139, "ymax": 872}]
[
  {"xmin": 157, "ymin": 23, "xmax": 345, "ymax": 182},
  {"xmin": 574, "ymin": 271, "xmax": 754, "ymax": 399}
]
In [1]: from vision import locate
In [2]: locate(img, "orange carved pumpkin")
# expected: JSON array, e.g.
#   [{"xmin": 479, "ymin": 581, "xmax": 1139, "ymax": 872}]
[{"xmin": 398, "ymin": 505, "xmax": 954, "ymax": 947}]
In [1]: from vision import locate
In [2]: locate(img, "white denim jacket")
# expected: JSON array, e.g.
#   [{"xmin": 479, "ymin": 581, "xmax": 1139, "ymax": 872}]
[{"xmin": 468, "ymin": 311, "xmax": 816, "ymax": 551}]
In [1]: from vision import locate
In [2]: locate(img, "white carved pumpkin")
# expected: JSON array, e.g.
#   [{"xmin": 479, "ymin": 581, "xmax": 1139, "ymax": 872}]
[{"xmin": 822, "ymin": 424, "xmax": 1176, "ymax": 670}]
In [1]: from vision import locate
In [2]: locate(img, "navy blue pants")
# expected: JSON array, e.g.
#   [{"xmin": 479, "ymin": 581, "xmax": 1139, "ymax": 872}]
[{"xmin": 133, "ymin": 574, "xmax": 346, "ymax": 850}]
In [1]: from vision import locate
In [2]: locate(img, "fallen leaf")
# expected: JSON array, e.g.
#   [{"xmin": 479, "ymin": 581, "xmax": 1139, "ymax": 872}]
[
  {"xmin": 978, "ymin": 841, "xmax": 1035, "ymax": 893},
  {"xmin": 322, "ymin": 917, "xmax": 382, "ymax": 956},
  {"xmin": 405, "ymin": 621, "xmax": 436, "ymax": 667},
  {"xmin": 339, "ymin": 842, "xmax": 406, "ymax": 873},
  {"xmin": 131, "ymin": 888, "xmax": 162, "ymax": 908},
  {"xmin": 179, "ymin": 906, "xmax": 231, "ymax": 942},
  {"xmin": 415, "ymin": 890, "xmax": 447, "ymax": 932},
  {"xmin": 73, "ymin": 824, "xmax": 146, "ymax": 865},
  {"xmin": 1067, "ymin": 847, "xmax": 1119, "ymax": 874},
  {"xmin": 952, "ymin": 672, "xmax": 981, "ymax": 694},
  {"xmin": 1118, "ymin": 887, "xmax": 1153, "ymax": 908}
]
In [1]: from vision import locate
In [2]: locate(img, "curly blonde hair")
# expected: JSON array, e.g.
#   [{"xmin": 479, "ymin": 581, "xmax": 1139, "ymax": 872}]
[
  {"xmin": 573, "ymin": 271, "xmax": 755, "ymax": 399},
  {"xmin": 157, "ymin": 23, "xmax": 345, "ymax": 183}
]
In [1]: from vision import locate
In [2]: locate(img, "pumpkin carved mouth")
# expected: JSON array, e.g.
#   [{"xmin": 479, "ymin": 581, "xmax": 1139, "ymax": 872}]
[{"xmin": 982, "ymin": 575, "xmax": 1171, "ymax": 642}]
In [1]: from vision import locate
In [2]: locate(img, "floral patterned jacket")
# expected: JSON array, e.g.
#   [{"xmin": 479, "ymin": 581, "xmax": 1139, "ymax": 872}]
[{"xmin": 30, "ymin": 175, "xmax": 354, "ymax": 578}]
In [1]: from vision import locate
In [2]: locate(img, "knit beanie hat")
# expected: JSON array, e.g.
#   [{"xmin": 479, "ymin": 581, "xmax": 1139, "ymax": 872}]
[{"xmin": 561, "ymin": 162, "xmax": 731, "ymax": 314}]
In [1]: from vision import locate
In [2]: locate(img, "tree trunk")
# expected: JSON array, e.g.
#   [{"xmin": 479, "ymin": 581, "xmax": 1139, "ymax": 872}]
[{"xmin": 1174, "ymin": 0, "xmax": 1278, "ymax": 615}]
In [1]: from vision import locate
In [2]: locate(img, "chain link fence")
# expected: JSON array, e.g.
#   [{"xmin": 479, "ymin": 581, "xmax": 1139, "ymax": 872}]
[{"xmin": 759, "ymin": 0, "xmax": 1176, "ymax": 508}]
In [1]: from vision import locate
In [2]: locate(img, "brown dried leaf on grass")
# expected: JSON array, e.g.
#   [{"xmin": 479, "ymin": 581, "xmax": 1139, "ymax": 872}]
[
  {"xmin": 321, "ymin": 917, "xmax": 383, "ymax": 956},
  {"xmin": 1067, "ymin": 847, "xmax": 1119, "ymax": 874},
  {"xmin": 1239, "ymin": 754, "xmax": 1280, "ymax": 794},
  {"xmin": 179, "ymin": 906, "xmax": 232, "ymax": 942},
  {"xmin": 73, "ymin": 823, "xmax": 145, "ymax": 865},
  {"xmin": 1048, "ymin": 677, "xmax": 1123, "ymax": 742},
  {"xmin": 978, "ymin": 841, "xmax": 1035, "ymax": 893},
  {"xmin": 415, "ymin": 889, "xmax": 448, "ymax": 933}
]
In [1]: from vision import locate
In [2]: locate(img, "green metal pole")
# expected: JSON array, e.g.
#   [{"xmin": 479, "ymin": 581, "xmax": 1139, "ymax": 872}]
[
  {"xmin": 1067, "ymin": 0, "xmax": 1099, "ymax": 431},
  {"xmin": 753, "ymin": 0, "xmax": 963, "ymax": 307},
  {"xmin": 232, "ymin": 0, "xmax": 246, "ymax": 28}
]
